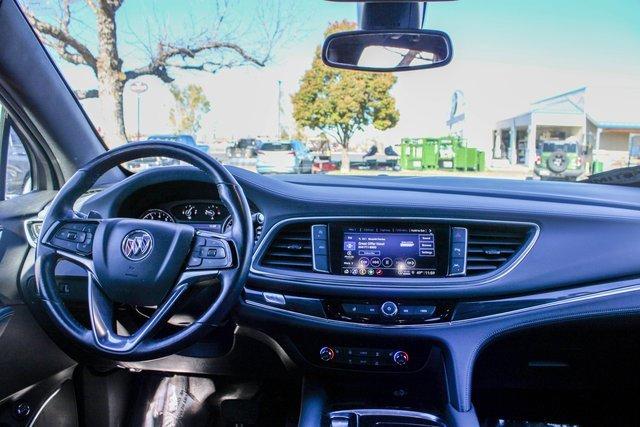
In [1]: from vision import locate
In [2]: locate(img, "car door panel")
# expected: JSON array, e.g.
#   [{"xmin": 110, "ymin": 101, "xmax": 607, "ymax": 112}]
[{"xmin": 0, "ymin": 191, "xmax": 76, "ymax": 401}]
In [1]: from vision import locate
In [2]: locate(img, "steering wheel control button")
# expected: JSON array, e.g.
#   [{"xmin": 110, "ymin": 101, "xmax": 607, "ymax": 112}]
[
  {"xmin": 199, "ymin": 247, "xmax": 226, "ymax": 259},
  {"xmin": 393, "ymin": 351, "xmax": 410, "ymax": 366},
  {"xmin": 56, "ymin": 229, "xmax": 86, "ymax": 242},
  {"xmin": 319, "ymin": 346, "xmax": 335, "ymax": 362},
  {"xmin": 381, "ymin": 301, "xmax": 398, "ymax": 317},
  {"xmin": 263, "ymin": 292, "xmax": 286, "ymax": 306},
  {"xmin": 312, "ymin": 224, "xmax": 330, "ymax": 273},
  {"xmin": 188, "ymin": 233, "xmax": 233, "ymax": 270}
]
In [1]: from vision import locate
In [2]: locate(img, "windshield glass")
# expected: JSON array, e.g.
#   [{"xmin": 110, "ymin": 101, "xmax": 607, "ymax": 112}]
[
  {"xmin": 21, "ymin": 0, "xmax": 640, "ymax": 182},
  {"xmin": 542, "ymin": 143, "xmax": 578, "ymax": 154},
  {"xmin": 260, "ymin": 142, "xmax": 293, "ymax": 151}
]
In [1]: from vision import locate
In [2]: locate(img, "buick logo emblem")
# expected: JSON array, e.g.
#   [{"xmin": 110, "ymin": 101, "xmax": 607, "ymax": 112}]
[{"xmin": 121, "ymin": 230, "xmax": 153, "ymax": 261}]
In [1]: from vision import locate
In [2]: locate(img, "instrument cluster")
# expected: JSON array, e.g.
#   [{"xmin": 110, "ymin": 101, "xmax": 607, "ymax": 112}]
[{"xmin": 140, "ymin": 201, "xmax": 232, "ymax": 232}]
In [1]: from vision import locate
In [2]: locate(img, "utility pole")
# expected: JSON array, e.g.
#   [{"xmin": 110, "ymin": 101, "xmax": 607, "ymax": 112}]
[
  {"xmin": 277, "ymin": 80, "xmax": 283, "ymax": 140},
  {"xmin": 130, "ymin": 81, "xmax": 149, "ymax": 141}
]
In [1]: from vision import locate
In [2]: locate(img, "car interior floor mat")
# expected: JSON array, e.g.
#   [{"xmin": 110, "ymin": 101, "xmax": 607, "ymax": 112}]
[{"xmin": 127, "ymin": 374, "xmax": 217, "ymax": 427}]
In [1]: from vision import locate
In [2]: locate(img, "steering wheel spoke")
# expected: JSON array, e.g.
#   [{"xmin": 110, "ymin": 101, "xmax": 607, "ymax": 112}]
[
  {"xmin": 54, "ymin": 247, "xmax": 96, "ymax": 276},
  {"xmin": 88, "ymin": 274, "xmax": 191, "ymax": 353}
]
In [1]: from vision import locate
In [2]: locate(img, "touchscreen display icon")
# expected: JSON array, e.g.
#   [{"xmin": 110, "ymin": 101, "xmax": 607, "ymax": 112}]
[{"xmin": 341, "ymin": 227, "xmax": 437, "ymax": 277}]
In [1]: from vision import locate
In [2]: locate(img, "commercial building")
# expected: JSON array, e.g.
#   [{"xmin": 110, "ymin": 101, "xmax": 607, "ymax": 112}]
[{"xmin": 493, "ymin": 87, "xmax": 640, "ymax": 172}]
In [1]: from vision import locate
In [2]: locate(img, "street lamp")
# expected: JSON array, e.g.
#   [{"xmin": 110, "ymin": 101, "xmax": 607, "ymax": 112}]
[
  {"xmin": 130, "ymin": 81, "xmax": 148, "ymax": 141},
  {"xmin": 277, "ymin": 80, "xmax": 282, "ymax": 140}
]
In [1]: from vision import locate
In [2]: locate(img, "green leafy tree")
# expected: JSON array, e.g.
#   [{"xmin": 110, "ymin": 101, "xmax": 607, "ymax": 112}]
[
  {"xmin": 292, "ymin": 21, "xmax": 399, "ymax": 172},
  {"xmin": 169, "ymin": 84, "xmax": 211, "ymax": 136}
]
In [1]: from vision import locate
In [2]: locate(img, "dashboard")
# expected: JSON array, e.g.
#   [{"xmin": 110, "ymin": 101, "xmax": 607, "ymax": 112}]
[{"xmin": 42, "ymin": 165, "xmax": 640, "ymax": 414}]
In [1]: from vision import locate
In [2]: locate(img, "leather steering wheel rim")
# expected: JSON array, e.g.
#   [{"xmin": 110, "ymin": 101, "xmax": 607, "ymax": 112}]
[{"xmin": 34, "ymin": 141, "xmax": 253, "ymax": 361}]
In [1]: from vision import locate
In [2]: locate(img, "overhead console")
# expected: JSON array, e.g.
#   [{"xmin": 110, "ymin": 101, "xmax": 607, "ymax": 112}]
[{"xmin": 255, "ymin": 218, "xmax": 537, "ymax": 282}]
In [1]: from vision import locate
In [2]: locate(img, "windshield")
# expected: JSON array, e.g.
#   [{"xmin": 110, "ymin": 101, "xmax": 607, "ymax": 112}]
[
  {"xmin": 542, "ymin": 143, "xmax": 578, "ymax": 154},
  {"xmin": 22, "ymin": 0, "xmax": 640, "ymax": 182},
  {"xmin": 260, "ymin": 142, "xmax": 293, "ymax": 151}
]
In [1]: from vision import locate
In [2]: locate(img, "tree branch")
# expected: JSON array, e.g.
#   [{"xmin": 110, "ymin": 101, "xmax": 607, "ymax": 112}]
[
  {"xmin": 75, "ymin": 89, "xmax": 99, "ymax": 99},
  {"xmin": 25, "ymin": 10, "xmax": 97, "ymax": 72},
  {"xmin": 125, "ymin": 40, "xmax": 269, "ymax": 83}
]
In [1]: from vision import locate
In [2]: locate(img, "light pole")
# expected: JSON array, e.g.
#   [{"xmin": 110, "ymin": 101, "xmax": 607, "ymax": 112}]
[
  {"xmin": 277, "ymin": 80, "xmax": 282, "ymax": 140},
  {"xmin": 130, "ymin": 81, "xmax": 148, "ymax": 141}
]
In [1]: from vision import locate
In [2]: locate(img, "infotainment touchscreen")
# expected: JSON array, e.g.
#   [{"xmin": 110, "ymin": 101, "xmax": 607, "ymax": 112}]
[{"xmin": 340, "ymin": 226, "xmax": 438, "ymax": 277}]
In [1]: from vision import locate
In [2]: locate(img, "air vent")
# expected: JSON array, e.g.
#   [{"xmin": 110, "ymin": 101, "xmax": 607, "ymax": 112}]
[
  {"xmin": 261, "ymin": 223, "xmax": 313, "ymax": 272},
  {"xmin": 465, "ymin": 224, "xmax": 532, "ymax": 276}
]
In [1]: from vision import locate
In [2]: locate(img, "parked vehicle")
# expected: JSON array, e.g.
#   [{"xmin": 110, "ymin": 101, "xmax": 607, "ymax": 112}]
[
  {"xmin": 362, "ymin": 145, "xmax": 401, "ymax": 171},
  {"xmin": 226, "ymin": 138, "xmax": 259, "ymax": 159},
  {"xmin": 256, "ymin": 140, "xmax": 313, "ymax": 174},
  {"xmin": 313, "ymin": 154, "xmax": 339, "ymax": 173},
  {"xmin": 534, "ymin": 140, "xmax": 589, "ymax": 181},
  {"xmin": 147, "ymin": 134, "xmax": 210, "ymax": 153},
  {"xmin": 126, "ymin": 134, "xmax": 210, "ymax": 171}
]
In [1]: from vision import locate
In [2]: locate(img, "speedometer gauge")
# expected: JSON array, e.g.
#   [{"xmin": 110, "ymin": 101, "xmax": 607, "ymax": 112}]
[{"xmin": 140, "ymin": 209, "xmax": 174, "ymax": 222}]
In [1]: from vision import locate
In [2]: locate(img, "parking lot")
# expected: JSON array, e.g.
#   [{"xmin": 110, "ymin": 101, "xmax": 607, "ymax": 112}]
[{"xmin": 212, "ymin": 148, "xmax": 531, "ymax": 180}]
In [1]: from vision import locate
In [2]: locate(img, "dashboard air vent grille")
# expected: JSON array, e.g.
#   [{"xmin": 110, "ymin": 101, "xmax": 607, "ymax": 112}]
[
  {"xmin": 465, "ymin": 224, "xmax": 532, "ymax": 276},
  {"xmin": 261, "ymin": 223, "xmax": 313, "ymax": 272}
]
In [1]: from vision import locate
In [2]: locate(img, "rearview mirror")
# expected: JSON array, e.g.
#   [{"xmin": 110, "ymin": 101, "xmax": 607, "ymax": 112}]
[{"xmin": 322, "ymin": 30, "xmax": 453, "ymax": 72}]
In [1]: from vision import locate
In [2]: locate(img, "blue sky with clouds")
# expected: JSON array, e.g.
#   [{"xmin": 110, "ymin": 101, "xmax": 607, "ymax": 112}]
[{"xmin": 28, "ymin": 0, "xmax": 640, "ymax": 149}]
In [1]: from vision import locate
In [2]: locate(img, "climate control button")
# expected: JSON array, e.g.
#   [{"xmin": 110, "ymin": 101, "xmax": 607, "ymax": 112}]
[
  {"xmin": 380, "ymin": 301, "xmax": 398, "ymax": 317},
  {"xmin": 393, "ymin": 350, "xmax": 409, "ymax": 366},
  {"xmin": 319, "ymin": 346, "xmax": 335, "ymax": 362}
]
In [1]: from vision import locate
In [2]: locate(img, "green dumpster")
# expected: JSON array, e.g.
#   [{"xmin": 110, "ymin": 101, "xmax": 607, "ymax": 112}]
[
  {"xmin": 420, "ymin": 139, "xmax": 439, "ymax": 169},
  {"xmin": 477, "ymin": 151, "xmax": 486, "ymax": 172},
  {"xmin": 454, "ymin": 146, "xmax": 479, "ymax": 171},
  {"xmin": 400, "ymin": 138, "xmax": 424, "ymax": 170},
  {"xmin": 592, "ymin": 160, "xmax": 604, "ymax": 174}
]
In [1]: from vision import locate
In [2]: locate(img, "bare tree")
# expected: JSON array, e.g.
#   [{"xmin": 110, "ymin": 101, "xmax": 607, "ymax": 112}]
[{"xmin": 22, "ymin": 0, "xmax": 289, "ymax": 146}]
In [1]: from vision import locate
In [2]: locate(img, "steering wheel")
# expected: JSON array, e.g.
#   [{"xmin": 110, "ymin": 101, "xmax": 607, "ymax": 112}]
[{"xmin": 34, "ymin": 141, "xmax": 253, "ymax": 361}]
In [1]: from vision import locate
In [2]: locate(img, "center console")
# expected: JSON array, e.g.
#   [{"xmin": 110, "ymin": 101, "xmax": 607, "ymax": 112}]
[
  {"xmin": 247, "ymin": 218, "xmax": 535, "ymax": 372},
  {"xmin": 246, "ymin": 218, "xmax": 535, "ymax": 426}
]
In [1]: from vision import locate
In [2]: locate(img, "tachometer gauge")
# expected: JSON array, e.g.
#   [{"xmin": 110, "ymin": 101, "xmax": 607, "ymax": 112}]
[{"xmin": 140, "ymin": 209, "xmax": 174, "ymax": 222}]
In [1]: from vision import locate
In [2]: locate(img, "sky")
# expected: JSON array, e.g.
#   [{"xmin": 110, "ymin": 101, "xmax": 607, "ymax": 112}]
[{"xmin": 27, "ymin": 0, "xmax": 640, "ymax": 151}]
